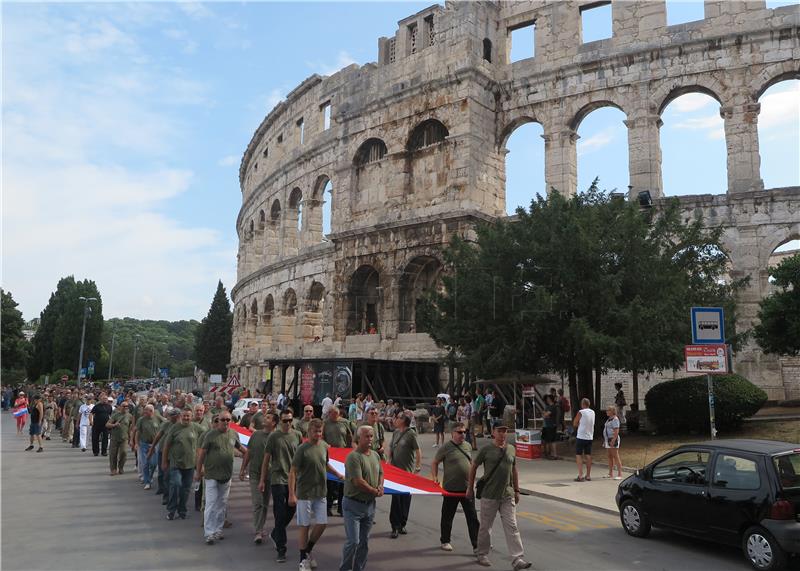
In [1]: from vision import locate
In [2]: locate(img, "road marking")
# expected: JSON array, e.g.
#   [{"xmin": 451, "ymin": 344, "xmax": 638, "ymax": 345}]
[{"xmin": 517, "ymin": 510, "xmax": 612, "ymax": 532}]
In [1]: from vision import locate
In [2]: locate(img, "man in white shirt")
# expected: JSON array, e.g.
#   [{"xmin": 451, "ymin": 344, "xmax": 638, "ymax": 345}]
[
  {"xmin": 321, "ymin": 395, "xmax": 333, "ymax": 419},
  {"xmin": 572, "ymin": 398, "xmax": 596, "ymax": 482},
  {"xmin": 78, "ymin": 396, "xmax": 95, "ymax": 452}
]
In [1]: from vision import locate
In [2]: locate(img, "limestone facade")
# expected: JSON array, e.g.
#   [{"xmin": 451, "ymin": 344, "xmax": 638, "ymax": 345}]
[{"xmin": 230, "ymin": 1, "xmax": 800, "ymax": 401}]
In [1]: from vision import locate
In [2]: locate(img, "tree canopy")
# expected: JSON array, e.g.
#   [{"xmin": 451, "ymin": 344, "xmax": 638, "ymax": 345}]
[
  {"xmin": 194, "ymin": 280, "xmax": 233, "ymax": 375},
  {"xmin": 754, "ymin": 253, "xmax": 800, "ymax": 356},
  {"xmin": 419, "ymin": 183, "xmax": 745, "ymax": 408},
  {"xmin": 1, "ymin": 289, "xmax": 30, "ymax": 372}
]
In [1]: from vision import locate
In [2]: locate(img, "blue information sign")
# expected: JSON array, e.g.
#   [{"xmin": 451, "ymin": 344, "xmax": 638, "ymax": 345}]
[{"xmin": 691, "ymin": 307, "xmax": 725, "ymax": 344}]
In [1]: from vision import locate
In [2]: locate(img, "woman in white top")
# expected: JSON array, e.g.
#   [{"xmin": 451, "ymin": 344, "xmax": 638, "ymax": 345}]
[{"xmin": 603, "ymin": 405, "xmax": 623, "ymax": 480}]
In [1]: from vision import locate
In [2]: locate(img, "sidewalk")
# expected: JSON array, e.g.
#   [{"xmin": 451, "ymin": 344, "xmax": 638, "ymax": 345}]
[{"xmin": 413, "ymin": 430, "xmax": 623, "ymax": 515}]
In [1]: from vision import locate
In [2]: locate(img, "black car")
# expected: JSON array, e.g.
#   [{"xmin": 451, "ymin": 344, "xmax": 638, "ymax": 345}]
[{"xmin": 616, "ymin": 439, "xmax": 800, "ymax": 570}]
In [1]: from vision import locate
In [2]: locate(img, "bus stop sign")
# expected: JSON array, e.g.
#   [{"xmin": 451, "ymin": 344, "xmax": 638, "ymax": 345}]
[{"xmin": 691, "ymin": 307, "xmax": 725, "ymax": 344}]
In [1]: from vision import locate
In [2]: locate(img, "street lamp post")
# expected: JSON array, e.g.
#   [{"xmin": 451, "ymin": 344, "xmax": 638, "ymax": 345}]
[
  {"xmin": 76, "ymin": 296, "xmax": 98, "ymax": 389},
  {"xmin": 131, "ymin": 334, "xmax": 141, "ymax": 379},
  {"xmin": 107, "ymin": 326, "xmax": 116, "ymax": 382}
]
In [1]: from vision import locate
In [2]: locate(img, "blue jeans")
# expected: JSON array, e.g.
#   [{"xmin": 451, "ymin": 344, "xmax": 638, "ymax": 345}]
[
  {"xmin": 271, "ymin": 484, "xmax": 296, "ymax": 554},
  {"xmin": 138, "ymin": 442, "xmax": 157, "ymax": 485},
  {"xmin": 339, "ymin": 497, "xmax": 375, "ymax": 571},
  {"xmin": 167, "ymin": 467, "xmax": 194, "ymax": 516}
]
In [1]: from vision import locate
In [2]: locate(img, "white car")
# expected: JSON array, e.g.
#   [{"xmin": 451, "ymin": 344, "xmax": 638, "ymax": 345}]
[{"xmin": 232, "ymin": 398, "xmax": 263, "ymax": 422}]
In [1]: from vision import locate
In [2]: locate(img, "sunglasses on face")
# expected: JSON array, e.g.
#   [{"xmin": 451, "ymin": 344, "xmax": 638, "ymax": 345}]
[
  {"xmin": 281, "ymin": 418, "xmax": 293, "ymax": 423},
  {"xmin": 454, "ymin": 430, "xmax": 466, "ymax": 434}
]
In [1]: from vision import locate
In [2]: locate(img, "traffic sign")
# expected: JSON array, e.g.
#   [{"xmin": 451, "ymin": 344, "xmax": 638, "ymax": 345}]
[
  {"xmin": 685, "ymin": 344, "xmax": 729, "ymax": 374},
  {"xmin": 691, "ymin": 307, "xmax": 725, "ymax": 344},
  {"xmin": 87, "ymin": 361, "xmax": 95, "ymax": 375}
]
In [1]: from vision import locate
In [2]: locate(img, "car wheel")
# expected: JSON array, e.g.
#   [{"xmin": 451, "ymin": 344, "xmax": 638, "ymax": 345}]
[
  {"xmin": 620, "ymin": 500, "xmax": 651, "ymax": 538},
  {"xmin": 742, "ymin": 526, "xmax": 787, "ymax": 571}
]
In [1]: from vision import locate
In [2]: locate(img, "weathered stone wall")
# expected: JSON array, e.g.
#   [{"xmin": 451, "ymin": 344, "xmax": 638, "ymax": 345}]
[{"xmin": 230, "ymin": 1, "xmax": 800, "ymax": 400}]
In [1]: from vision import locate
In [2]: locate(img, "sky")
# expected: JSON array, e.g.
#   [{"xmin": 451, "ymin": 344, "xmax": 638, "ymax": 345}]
[{"xmin": 3, "ymin": 1, "xmax": 799, "ymax": 324}]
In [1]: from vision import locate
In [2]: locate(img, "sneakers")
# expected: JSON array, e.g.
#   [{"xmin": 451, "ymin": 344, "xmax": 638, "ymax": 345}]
[
  {"xmin": 390, "ymin": 529, "xmax": 399, "ymax": 539},
  {"xmin": 36, "ymin": 447, "xmax": 43, "ymax": 453},
  {"xmin": 166, "ymin": 513, "xmax": 175, "ymax": 521},
  {"xmin": 213, "ymin": 532, "xmax": 225, "ymax": 540},
  {"xmin": 512, "ymin": 557, "xmax": 533, "ymax": 570},
  {"xmin": 307, "ymin": 557, "xmax": 317, "ymax": 569},
  {"xmin": 276, "ymin": 551, "xmax": 287, "ymax": 563},
  {"xmin": 432, "ymin": 443, "xmax": 438, "ymax": 448},
  {"xmin": 143, "ymin": 483, "xmax": 151, "ymax": 490},
  {"xmin": 441, "ymin": 543, "xmax": 454, "ymax": 551},
  {"xmin": 477, "ymin": 555, "xmax": 492, "ymax": 567},
  {"xmin": 299, "ymin": 561, "xmax": 311, "ymax": 571},
  {"xmin": 254, "ymin": 532, "xmax": 263, "ymax": 544},
  {"xmin": 25, "ymin": 445, "xmax": 34, "ymax": 451},
  {"xmin": 205, "ymin": 536, "xmax": 215, "ymax": 545},
  {"xmin": 81, "ymin": 448, "xmax": 86, "ymax": 452},
  {"xmin": 399, "ymin": 527, "xmax": 408, "ymax": 535}
]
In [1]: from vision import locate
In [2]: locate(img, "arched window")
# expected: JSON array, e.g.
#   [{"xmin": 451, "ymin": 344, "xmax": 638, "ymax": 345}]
[
  {"xmin": 258, "ymin": 209, "xmax": 266, "ymax": 230},
  {"xmin": 289, "ymin": 188, "xmax": 303, "ymax": 232},
  {"xmin": 408, "ymin": 119, "xmax": 449, "ymax": 151},
  {"xmin": 399, "ymin": 256, "xmax": 442, "ymax": 333},
  {"xmin": 502, "ymin": 119, "xmax": 545, "ymax": 214},
  {"xmin": 758, "ymin": 79, "xmax": 799, "ymax": 189},
  {"xmin": 250, "ymin": 299, "xmax": 259, "ymax": 322},
  {"xmin": 263, "ymin": 294, "xmax": 275, "ymax": 325},
  {"xmin": 354, "ymin": 138, "xmax": 388, "ymax": 166},
  {"xmin": 572, "ymin": 103, "xmax": 629, "ymax": 195},
  {"xmin": 306, "ymin": 281, "xmax": 325, "ymax": 312},
  {"xmin": 270, "ymin": 199, "xmax": 281, "ymax": 224},
  {"xmin": 312, "ymin": 175, "xmax": 333, "ymax": 239},
  {"xmin": 346, "ymin": 265, "xmax": 381, "ymax": 334},
  {"xmin": 483, "ymin": 38, "xmax": 492, "ymax": 62},
  {"xmin": 284, "ymin": 289, "xmax": 297, "ymax": 316}
]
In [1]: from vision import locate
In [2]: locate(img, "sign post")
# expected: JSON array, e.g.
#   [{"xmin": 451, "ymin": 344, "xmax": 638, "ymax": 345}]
[{"xmin": 689, "ymin": 307, "xmax": 726, "ymax": 440}]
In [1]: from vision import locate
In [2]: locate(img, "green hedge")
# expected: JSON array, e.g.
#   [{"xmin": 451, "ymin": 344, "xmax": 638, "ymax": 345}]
[{"xmin": 645, "ymin": 374, "xmax": 767, "ymax": 433}]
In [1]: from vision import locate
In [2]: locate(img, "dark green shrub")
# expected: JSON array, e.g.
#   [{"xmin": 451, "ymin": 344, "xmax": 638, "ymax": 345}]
[{"xmin": 645, "ymin": 374, "xmax": 767, "ymax": 433}]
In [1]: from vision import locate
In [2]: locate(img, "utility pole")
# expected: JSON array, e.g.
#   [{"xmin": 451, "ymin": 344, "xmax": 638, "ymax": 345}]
[
  {"xmin": 76, "ymin": 296, "xmax": 97, "ymax": 389},
  {"xmin": 131, "ymin": 333, "xmax": 141, "ymax": 379},
  {"xmin": 107, "ymin": 326, "xmax": 116, "ymax": 382}
]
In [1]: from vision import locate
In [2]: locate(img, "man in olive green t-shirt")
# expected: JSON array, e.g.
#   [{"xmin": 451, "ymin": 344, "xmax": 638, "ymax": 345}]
[
  {"xmin": 195, "ymin": 410, "xmax": 244, "ymax": 543},
  {"xmin": 467, "ymin": 423, "xmax": 531, "ymax": 570},
  {"xmin": 240, "ymin": 411, "xmax": 277, "ymax": 544},
  {"xmin": 294, "ymin": 404, "xmax": 315, "ymax": 437},
  {"xmin": 323, "ymin": 407, "xmax": 352, "ymax": 516},
  {"xmin": 106, "ymin": 401, "xmax": 133, "ymax": 475},
  {"xmin": 133, "ymin": 404, "xmax": 161, "ymax": 490},
  {"xmin": 431, "ymin": 421, "xmax": 479, "ymax": 553},
  {"xmin": 288, "ymin": 418, "xmax": 344, "ymax": 570},
  {"xmin": 259, "ymin": 409, "xmax": 303, "ymax": 562},
  {"xmin": 340, "ymin": 425, "xmax": 384, "ymax": 571},
  {"xmin": 387, "ymin": 412, "xmax": 421, "ymax": 538},
  {"xmin": 162, "ymin": 409, "xmax": 198, "ymax": 520}
]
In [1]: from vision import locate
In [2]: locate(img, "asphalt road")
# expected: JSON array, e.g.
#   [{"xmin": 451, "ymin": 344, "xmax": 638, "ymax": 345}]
[{"xmin": 1, "ymin": 412, "xmax": 763, "ymax": 571}]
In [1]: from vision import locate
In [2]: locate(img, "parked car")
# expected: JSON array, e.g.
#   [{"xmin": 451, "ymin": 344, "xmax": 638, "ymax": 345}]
[
  {"xmin": 231, "ymin": 398, "xmax": 263, "ymax": 422},
  {"xmin": 616, "ymin": 439, "xmax": 800, "ymax": 570}
]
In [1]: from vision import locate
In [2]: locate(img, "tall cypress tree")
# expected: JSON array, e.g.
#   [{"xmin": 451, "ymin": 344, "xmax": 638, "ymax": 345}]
[
  {"xmin": 195, "ymin": 281, "xmax": 233, "ymax": 375},
  {"xmin": 1, "ymin": 289, "xmax": 30, "ymax": 371},
  {"xmin": 52, "ymin": 279, "xmax": 103, "ymax": 372},
  {"xmin": 29, "ymin": 277, "xmax": 76, "ymax": 379}
]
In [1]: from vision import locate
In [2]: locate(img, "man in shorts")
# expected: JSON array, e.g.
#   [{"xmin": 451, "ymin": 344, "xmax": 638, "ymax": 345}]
[
  {"xmin": 25, "ymin": 394, "xmax": 44, "ymax": 453},
  {"xmin": 289, "ymin": 418, "xmax": 344, "ymax": 570},
  {"xmin": 573, "ymin": 398, "xmax": 596, "ymax": 482}
]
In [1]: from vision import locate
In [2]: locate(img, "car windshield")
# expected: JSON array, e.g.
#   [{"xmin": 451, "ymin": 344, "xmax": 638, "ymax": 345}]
[{"xmin": 774, "ymin": 452, "xmax": 800, "ymax": 490}]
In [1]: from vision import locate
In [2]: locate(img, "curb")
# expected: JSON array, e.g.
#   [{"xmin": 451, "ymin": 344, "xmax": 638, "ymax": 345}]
[{"xmin": 518, "ymin": 487, "xmax": 620, "ymax": 517}]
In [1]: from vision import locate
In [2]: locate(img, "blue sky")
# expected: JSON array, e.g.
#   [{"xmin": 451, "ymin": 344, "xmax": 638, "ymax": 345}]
[{"xmin": 3, "ymin": 1, "xmax": 799, "ymax": 323}]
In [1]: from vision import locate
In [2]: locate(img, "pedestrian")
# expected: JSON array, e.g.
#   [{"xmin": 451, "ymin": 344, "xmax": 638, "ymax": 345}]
[
  {"xmin": 163, "ymin": 409, "xmax": 198, "ymax": 520},
  {"xmin": 240, "ymin": 411, "xmax": 277, "ymax": 544},
  {"xmin": 387, "ymin": 412, "xmax": 421, "ymax": 539},
  {"xmin": 339, "ymin": 425, "xmax": 384, "ymax": 571},
  {"xmin": 483, "ymin": 389, "xmax": 494, "ymax": 435},
  {"xmin": 356, "ymin": 408, "xmax": 385, "ymax": 460},
  {"xmin": 77, "ymin": 395, "xmax": 94, "ymax": 451},
  {"xmin": 14, "ymin": 391, "xmax": 28, "ymax": 435},
  {"xmin": 196, "ymin": 411, "xmax": 245, "ymax": 543},
  {"xmin": 149, "ymin": 409, "xmax": 181, "ymax": 502},
  {"xmin": 133, "ymin": 404, "xmax": 161, "ymax": 490},
  {"xmin": 259, "ymin": 408, "xmax": 303, "ymax": 563},
  {"xmin": 467, "ymin": 422, "xmax": 532, "ymax": 570},
  {"xmin": 472, "ymin": 388, "xmax": 485, "ymax": 439},
  {"xmin": 431, "ymin": 421, "xmax": 479, "ymax": 554},
  {"xmin": 90, "ymin": 396, "xmax": 114, "ymax": 456},
  {"xmin": 294, "ymin": 405, "xmax": 315, "ymax": 438},
  {"xmin": 614, "ymin": 383, "xmax": 627, "ymax": 428},
  {"xmin": 24, "ymin": 394, "xmax": 44, "ymax": 452},
  {"xmin": 573, "ymin": 398, "xmax": 596, "ymax": 482},
  {"xmin": 289, "ymin": 418, "xmax": 344, "ymax": 570},
  {"xmin": 557, "ymin": 389, "xmax": 570, "ymax": 433},
  {"xmin": 68, "ymin": 391, "xmax": 82, "ymax": 448},
  {"xmin": 541, "ymin": 394, "xmax": 560, "ymax": 460},
  {"xmin": 323, "ymin": 407, "xmax": 353, "ymax": 517},
  {"xmin": 42, "ymin": 395, "xmax": 56, "ymax": 441},
  {"xmin": 240, "ymin": 401, "xmax": 260, "ymax": 429},
  {"xmin": 430, "ymin": 397, "xmax": 446, "ymax": 448},
  {"xmin": 321, "ymin": 394, "xmax": 333, "ymax": 420},
  {"xmin": 106, "ymin": 401, "xmax": 133, "ymax": 476},
  {"xmin": 604, "ymin": 404, "xmax": 623, "ymax": 480},
  {"xmin": 191, "ymin": 404, "xmax": 213, "ymax": 511}
]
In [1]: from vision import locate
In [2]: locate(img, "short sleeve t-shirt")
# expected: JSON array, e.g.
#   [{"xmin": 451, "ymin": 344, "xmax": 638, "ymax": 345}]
[
  {"xmin": 474, "ymin": 444, "xmax": 515, "ymax": 500},
  {"xmin": 323, "ymin": 419, "xmax": 352, "ymax": 448},
  {"xmin": 604, "ymin": 416, "xmax": 621, "ymax": 445},
  {"xmin": 433, "ymin": 440, "xmax": 472, "ymax": 492},
  {"xmin": 165, "ymin": 422, "xmax": 198, "ymax": 470},
  {"xmin": 389, "ymin": 429, "xmax": 419, "ymax": 473},
  {"xmin": 136, "ymin": 416, "xmax": 161, "ymax": 444},
  {"xmin": 265, "ymin": 429, "xmax": 303, "ymax": 485},
  {"xmin": 201, "ymin": 428, "xmax": 236, "ymax": 481},
  {"xmin": 246, "ymin": 429, "xmax": 271, "ymax": 478},
  {"xmin": 430, "ymin": 405, "xmax": 445, "ymax": 426},
  {"xmin": 109, "ymin": 411, "xmax": 132, "ymax": 442},
  {"xmin": 292, "ymin": 441, "xmax": 330, "ymax": 500},
  {"xmin": 344, "ymin": 449, "xmax": 382, "ymax": 503}
]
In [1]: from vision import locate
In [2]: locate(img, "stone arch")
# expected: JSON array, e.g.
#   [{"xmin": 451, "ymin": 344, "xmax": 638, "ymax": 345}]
[
  {"xmin": 258, "ymin": 209, "xmax": 266, "ymax": 230},
  {"xmin": 303, "ymin": 281, "xmax": 326, "ymax": 342},
  {"xmin": 569, "ymin": 100, "xmax": 626, "ymax": 131},
  {"xmin": 500, "ymin": 117, "xmax": 546, "ymax": 213},
  {"xmin": 569, "ymin": 101, "xmax": 629, "ymax": 194},
  {"xmin": 498, "ymin": 115, "xmax": 542, "ymax": 151},
  {"xmin": 398, "ymin": 255, "xmax": 443, "ymax": 333},
  {"xmin": 263, "ymin": 294, "xmax": 275, "ymax": 324},
  {"xmin": 250, "ymin": 297, "xmax": 259, "ymax": 317},
  {"xmin": 287, "ymin": 187, "xmax": 303, "ymax": 254},
  {"xmin": 761, "ymin": 224, "xmax": 800, "ymax": 269},
  {"xmin": 306, "ymin": 281, "xmax": 326, "ymax": 312},
  {"xmin": 265, "ymin": 198, "xmax": 282, "ymax": 262},
  {"xmin": 311, "ymin": 174, "xmax": 332, "ymax": 241},
  {"xmin": 270, "ymin": 199, "xmax": 282, "ymax": 223},
  {"xmin": 354, "ymin": 138, "xmax": 388, "ymax": 166},
  {"xmin": 346, "ymin": 264, "xmax": 382, "ymax": 334},
  {"xmin": 283, "ymin": 288, "xmax": 298, "ymax": 316},
  {"xmin": 758, "ymin": 75, "xmax": 799, "ymax": 189},
  {"xmin": 753, "ymin": 62, "xmax": 800, "ymax": 100},
  {"xmin": 656, "ymin": 83, "xmax": 726, "ymax": 116},
  {"xmin": 407, "ymin": 118, "xmax": 449, "ymax": 151}
]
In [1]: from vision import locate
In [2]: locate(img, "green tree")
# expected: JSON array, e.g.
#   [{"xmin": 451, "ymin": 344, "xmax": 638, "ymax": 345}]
[
  {"xmin": 29, "ymin": 277, "xmax": 76, "ymax": 379},
  {"xmin": 1, "ymin": 289, "xmax": 30, "ymax": 372},
  {"xmin": 420, "ymin": 183, "xmax": 743, "ymax": 410},
  {"xmin": 52, "ymin": 279, "xmax": 104, "ymax": 374},
  {"xmin": 194, "ymin": 281, "xmax": 232, "ymax": 375},
  {"xmin": 754, "ymin": 253, "xmax": 800, "ymax": 356}
]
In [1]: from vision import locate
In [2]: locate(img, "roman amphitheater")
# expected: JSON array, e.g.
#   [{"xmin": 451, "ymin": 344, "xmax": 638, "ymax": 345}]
[{"xmin": 229, "ymin": 0, "xmax": 799, "ymax": 407}]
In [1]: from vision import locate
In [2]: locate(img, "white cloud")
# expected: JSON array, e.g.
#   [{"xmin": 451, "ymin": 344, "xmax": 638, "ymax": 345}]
[
  {"xmin": 577, "ymin": 129, "xmax": 614, "ymax": 154},
  {"xmin": 219, "ymin": 155, "xmax": 240, "ymax": 167},
  {"xmin": 670, "ymin": 93, "xmax": 714, "ymax": 113},
  {"xmin": 2, "ymin": 4, "xmax": 235, "ymax": 321},
  {"xmin": 759, "ymin": 83, "xmax": 800, "ymax": 131},
  {"xmin": 307, "ymin": 51, "xmax": 358, "ymax": 76},
  {"xmin": 671, "ymin": 114, "xmax": 725, "ymax": 140}
]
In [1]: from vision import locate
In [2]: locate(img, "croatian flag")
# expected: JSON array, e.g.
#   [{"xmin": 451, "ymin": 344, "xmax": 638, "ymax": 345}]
[
  {"xmin": 12, "ymin": 408, "xmax": 28, "ymax": 418},
  {"xmin": 231, "ymin": 422, "xmax": 459, "ymax": 496}
]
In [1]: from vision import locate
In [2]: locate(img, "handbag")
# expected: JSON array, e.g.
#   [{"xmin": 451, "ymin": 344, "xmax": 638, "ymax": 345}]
[{"xmin": 475, "ymin": 447, "xmax": 505, "ymax": 500}]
